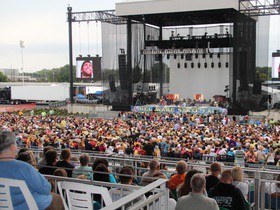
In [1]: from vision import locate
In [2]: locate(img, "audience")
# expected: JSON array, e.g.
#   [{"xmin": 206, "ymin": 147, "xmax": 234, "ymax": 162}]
[
  {"xmin": 231, "ymin": 166, "xmax": 248, "ymax": 199},
  {"xmin": 141, "ymin": 158, "xmax": 161, "ymax": 186}
]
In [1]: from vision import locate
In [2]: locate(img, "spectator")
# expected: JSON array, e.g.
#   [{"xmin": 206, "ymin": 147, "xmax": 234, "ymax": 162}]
[
  {"xmin": 141, "ymin": 158, "xmax": 161, "ymax": 186},
  {"xmin": 38, "ymin": 146, "xmax": 54, "ymax": 169},
  {"xmin": 245, "ymin": 147, "xmax": 257, "ymax": 164},
  {"xmin": 72, "ymin": 153, "xmax": 92, "ymax": 179},
  {"xmin": 231, "ymin": 166, "xmax": 248, "ymax": 199},
  {"xmin": 206, "ymin": 162, "xmax": 221, "ymax": 193},
  {"xmin": 266, "ymin": 147, "xmax": 275, "ymax": 165},
  {"xmin": 91, "ymin": 158, "xmax": 117, "ymax": 183},
  {"xmin": 177, "ymin": 169, "xmax": 202, "ymax": 198},
  {"xmin": 93, "ymin": 163, "xmax": 110, "ymax": 182},
  {"xmin": 55, "ymin": 149, "xmax": 75, "ymax": 177},
  {"xmin": 17, "ymin": 149, "xmax": 37, "ymax": 168},
  {"xmin": 39, "ymin": 150, "xmax": 58, "ymax": 175},
  {"xmin": 175, "ymin": 173, "xmax": 219, "ymax": 210},
  {"xmin": 208, "ymin": 170, "xmax": 246, "ymax": 210},
  {"xmin": 256, "ymin": 145, "xmax": 266, "ymax": 164},
  {"xmin": 168, "ymin": 160, "xmax": 188, "ymax": 197},
  {"xmin": 0, "ymin": 131, "xmax": 63, "ymax": 210}
]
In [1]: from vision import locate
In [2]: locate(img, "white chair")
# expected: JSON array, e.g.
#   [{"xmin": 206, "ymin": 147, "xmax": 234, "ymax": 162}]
[
  {"xmin": 57, "ymin": 181, "xmax": 113, "ymax": 210},
  {"xmin": 0, "ymin": 177, "xmax": 38, "ymax": 210}
]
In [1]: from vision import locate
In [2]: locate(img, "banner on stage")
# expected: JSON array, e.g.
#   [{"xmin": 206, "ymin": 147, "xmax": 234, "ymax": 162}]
[{"xmin": 131, "ymin": 106, "xmax": 227, "ymax": 115}]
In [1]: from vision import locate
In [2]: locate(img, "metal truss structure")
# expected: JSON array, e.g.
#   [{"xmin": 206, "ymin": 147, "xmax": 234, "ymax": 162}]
[
  {"xmin": 69, "ymin": 9, "xmax": 127, "ymax": 24},
  {"xmin": 239, "ymin": 0, "xmax": 280, "ymax": 16}
]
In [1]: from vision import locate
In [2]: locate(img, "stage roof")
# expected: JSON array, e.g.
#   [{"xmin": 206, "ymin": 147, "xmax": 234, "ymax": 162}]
[{"xmin": 116, "ymin": 0, "xmax": 239, "ymax": 26}]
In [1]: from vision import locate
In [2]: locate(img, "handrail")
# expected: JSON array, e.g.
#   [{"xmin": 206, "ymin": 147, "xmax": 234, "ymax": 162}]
[{"xmin": 101, "ymin": 179, "xmax": 168, "ymax": 210}]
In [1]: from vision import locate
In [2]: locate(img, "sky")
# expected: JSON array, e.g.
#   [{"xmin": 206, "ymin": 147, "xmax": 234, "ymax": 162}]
[{"xmin": 0, "ymin": 0, "xmax": 279, "ymax": 73}]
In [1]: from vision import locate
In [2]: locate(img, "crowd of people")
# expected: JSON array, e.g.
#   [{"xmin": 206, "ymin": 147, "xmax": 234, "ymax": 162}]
[
  {"xmin": 0, "ymin": 111, "xmax": 279, "ymax": 166},
  {"xmin": 0, "ymin": 110, "xmax": 280, "ymax": 209}
]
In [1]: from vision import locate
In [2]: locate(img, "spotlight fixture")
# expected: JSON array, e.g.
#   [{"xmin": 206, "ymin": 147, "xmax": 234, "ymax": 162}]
[
  {"xmin": 198, "ymin": 62, "xmax": 201, "ymax": 68},
  {"xmin": 211, "ymin": 62, "xmax": 214, "ymax": 68},
  {"xmin": 181, "ymin": 54, "xmax": 184, "ymax": 59},
  {"xmin": 225, "ymin": 62, "xmax": 229, "ymax": 68},
  {"xmin": 204, "ymin": 62, "xmax": 207, "ymax": 68},
  {"xmin": 218, "ymin": 62, "xmax": 221, "ymax": 68},
  {"xmin": 209, "ymin": 53, "xmax": 213, "ymax": 58},
  {"xmin": 191, "ymin": 62, "xmax": 194, "ymax": 68},
  {"xmin": 174, "ymin": 54, "xmax": 177, "ymax": 59},
  {"xmin": 167, "ymin": 54, "xmax": 170, "ymax": 59},
  {"xmin": 195, "ymin": 53, "xmax": 198, "ymax": 59},
  {"xmin": 202, "ymin": 53, "xmax": 206, "ymax": 59},
  {"xmin": 217, "ymin": 53, "xmax": 220, "ymax": 58},
  {"xmin": 177, "ymin": 63, "xmax": 181, "ymax": 68},
  {"xmin": 184, "ymin": 63, "xmax": 187, "ymax": 68}
]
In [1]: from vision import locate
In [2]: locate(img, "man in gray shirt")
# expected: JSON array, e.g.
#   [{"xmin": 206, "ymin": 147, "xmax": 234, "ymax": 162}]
[{"xmin": 176, "ymin": 173, "xmax": 219, "ymax": 210}]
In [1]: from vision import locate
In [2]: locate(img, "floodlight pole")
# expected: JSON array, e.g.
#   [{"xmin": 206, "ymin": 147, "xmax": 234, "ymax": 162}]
[
  {"xmin": 68, "ymin": 6, "xmax": 74, "ymax": 104},
  {"xmin": 19, "ymin": 41, "xmax": 25, "ymax": 85}
]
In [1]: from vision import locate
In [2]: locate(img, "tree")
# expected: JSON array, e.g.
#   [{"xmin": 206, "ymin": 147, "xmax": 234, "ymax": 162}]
[
  {"xmin": 256, "ymin": 66, "xmax": 271, "ymax": 81},
  {"xmin": 0, "ymin": 72, "xmax": 9, "ymax": 82}
]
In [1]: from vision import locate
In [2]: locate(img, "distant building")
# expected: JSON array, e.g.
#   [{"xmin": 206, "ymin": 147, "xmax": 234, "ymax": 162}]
[{"xmin": 0, "ymin": 68, "xmax": 37, "ymax": 82}]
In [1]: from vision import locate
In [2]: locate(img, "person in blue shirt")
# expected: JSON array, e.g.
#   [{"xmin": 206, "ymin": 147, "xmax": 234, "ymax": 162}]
[{"xmin": 0, "ymin": 131, "xmax": 64, "ymax": 210}]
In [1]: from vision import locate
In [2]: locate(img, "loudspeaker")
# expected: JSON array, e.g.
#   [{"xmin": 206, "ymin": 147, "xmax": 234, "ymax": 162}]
[
  {"xmin": 239, "ymin": 51, "xmax": 248, "ymax": 91},
  {"xmin": 118, "ymin": 54, "xmax": 128, "ymax": 90}
]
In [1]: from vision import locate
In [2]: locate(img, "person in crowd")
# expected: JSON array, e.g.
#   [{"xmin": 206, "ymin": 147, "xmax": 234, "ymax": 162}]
[
  {"xmin": 175, "ymin": 173, "xmax": 219, "ymax": 210},
  {"xmin": 256, "ymin": 145, "xmax": 266, "ymax": 164},
  {"xmin": 38, "ymin": 146, "xmax": 54, "ymax": 169},
  {"xmin": 168, "ymin": 160, "xmax": 188, "ymax": 197},
  {"xmin": 231, "ymin": 166, "xmax": 248, "ymax": 199},
  {"xmin": 0, "ymin": 131, "xmax": 64, "ymax": 210},
  {"xmin": 72, "ymin": 153, "xmax": 92, "ymax": 179},
  {"xmin": 93, "ymin": 163, "xmax": 110, "ymax": 182},
  {"xmin": 39, "ymin": 149, "xmax": 58, "ymax": 175},
  {"xmin": 208, "ymin": 170, "xmax": 246, "ymax": 210},
  {"xmin": 177, "ymin": 169, "xmax": 202, "ymax": 198},
  {"xmin": 54, "ymin": 168, "xmax": 67, "ymax": 177},
  {"xmin": 245, "ymin": 147, "xmax": 257, "ymax": 164},
  {"xmin": 141, "ymin": 158, "xmax": 161, "ymax": 186},
  {"xmin": 206, "ymin": 162, "xmax": 221, "ymax": 193},
  {"xmin": 55, "ymin": 149, "xmax": 75, "ymax": 177},
  {"xmin": 17, "ymin": 149, "xmax": 37, "ymax": 168},
  {"xmin": 266, "ymin": 147, "xmax": 275, "ymax": 165},
  {"xmin": 91, "ymin": 158, "xmax": 117, "ymax": 183}
]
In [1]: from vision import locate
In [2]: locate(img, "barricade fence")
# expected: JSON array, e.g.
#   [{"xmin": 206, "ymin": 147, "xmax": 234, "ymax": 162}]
[{"xmin": 32, "ymin": 148, "xmax": 279, "ymax": 210}]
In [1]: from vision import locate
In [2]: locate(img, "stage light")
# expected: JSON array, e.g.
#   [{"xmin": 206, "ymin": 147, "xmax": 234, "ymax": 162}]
[
  {"xmin": 218, "ymin": 62, "xmax": 221, "ymax": 68},
  {"xmin": 203, "ymin": 53, "xmax": 206, "ymax": 58},
  {"xmin": 217, "ymin": 53, "xmax": 220, "ymax": 58},
  {"xmin": 210, "ymin": 53, "xmax": 213, "ymax": 58},
  {"xmin": 191, "ymin": 62, "xmax": 194, "ymax": 68},
  {"xmin": 225, "ymin": 62, "xmax": 229, "ymax": 68},
  {"xmin": 184, "ymin": 63, "xmax": 187, "ymax": 68},
  {"xmin": 198, "ymin": 62, "xmax": 201, "ymax": 68},
  {"xmin": 181, "ymin": 54, "xmax": 184, "ymax": 59},
  {"xmin": 204, "ymin": 62, "xmax": 207, "ymax": 68},
  {"xmin": 167, "ymin": 54, "xmax": 170, "ymax": 59},
  {"xmin": 174, "ymin": 54, "xmax": 177, "ymax": 59},
  {"xmin": 177, "ymin": 63, "xmax": 180, "ymax": 68},
  {"xmin": 211, "ymin": 62, "xmax": 214, "ymax": 68},
  {"xmin": 195, "ymin": 53, "xmax": 198, "ymax": 59}
]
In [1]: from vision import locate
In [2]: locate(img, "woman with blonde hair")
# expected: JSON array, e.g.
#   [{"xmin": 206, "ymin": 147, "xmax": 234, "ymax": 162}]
[{"xmin": 231, "ymin": 166, "xmax": 248, "ymax": 198}]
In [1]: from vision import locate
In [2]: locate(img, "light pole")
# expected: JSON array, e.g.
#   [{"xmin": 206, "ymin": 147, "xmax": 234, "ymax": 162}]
[{"xmin": 19, "ymin": 40, "xmax": 25, "ymax": 85}]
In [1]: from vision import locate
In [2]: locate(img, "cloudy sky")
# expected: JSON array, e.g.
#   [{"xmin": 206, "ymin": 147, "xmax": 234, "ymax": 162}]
[{"xmin": 0, "ymin": 0, "xmax": 279, "ymax": 72}]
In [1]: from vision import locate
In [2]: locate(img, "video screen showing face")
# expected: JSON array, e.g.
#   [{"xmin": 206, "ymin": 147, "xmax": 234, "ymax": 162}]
[
  {"xmin": 272, "ymin": 53, "xmax": 280, "ymax": 79},
  {"xmin": 76, "ymin": 59, "xmax": 93, "ymax": 79}
]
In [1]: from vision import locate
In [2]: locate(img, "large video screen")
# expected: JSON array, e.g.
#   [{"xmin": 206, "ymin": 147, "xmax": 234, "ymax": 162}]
[
  {"xmin": 76, "ymin": 57, "xmax": 101, "ymax": 80},
  {"xmin": 272, "ymin": 52, "xmax": 280, "ymax": 79}
]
